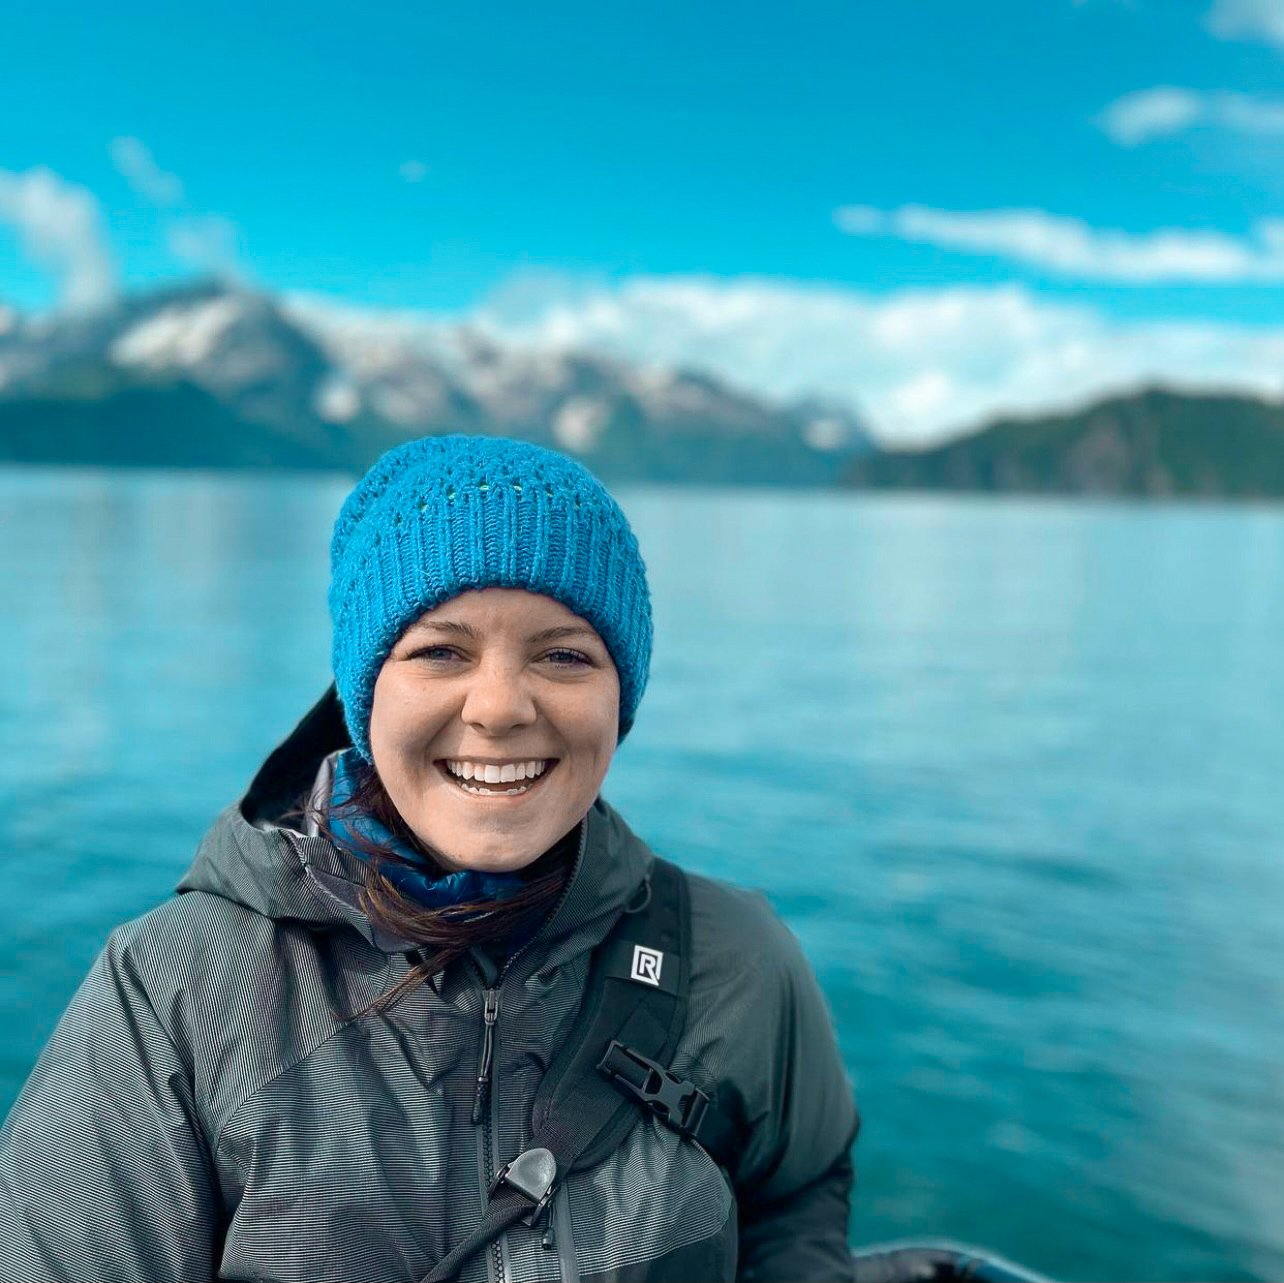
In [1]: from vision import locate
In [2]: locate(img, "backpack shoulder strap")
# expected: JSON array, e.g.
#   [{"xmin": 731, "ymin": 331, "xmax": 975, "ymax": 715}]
[
  {"xmin": 531, "ymin": 856, "xmax": 691, "ymax": 1161},
  {"xmin": 534, "ymin": 853, "xmax": 740, "ymax": 1172}
]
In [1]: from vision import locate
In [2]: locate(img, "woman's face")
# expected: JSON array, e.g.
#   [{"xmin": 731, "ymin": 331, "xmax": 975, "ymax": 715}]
[{"xmin": 369, "ymin": 588, "xmax": 621, "ymax": 873}]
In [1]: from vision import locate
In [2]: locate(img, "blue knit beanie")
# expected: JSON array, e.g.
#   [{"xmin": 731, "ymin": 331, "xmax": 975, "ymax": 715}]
[{"xmin": 329, "ymin": 434, "xmax": 653, "ymax": 762}]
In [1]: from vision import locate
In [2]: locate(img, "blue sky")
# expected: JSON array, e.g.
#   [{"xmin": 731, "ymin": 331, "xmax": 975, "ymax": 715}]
[{"xmin": 4, "ymin": 0, "xmax": 1284, "ymax": 442}]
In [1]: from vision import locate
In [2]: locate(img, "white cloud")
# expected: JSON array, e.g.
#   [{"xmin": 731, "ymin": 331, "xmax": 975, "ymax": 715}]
[
  {"xmin": 1098, "ymin": 88, "xmax": 1205, "ymax": 144},
  {"xmin": 835, "ymin": 203, "xmax": 1284, "ymax": 283},
  {"xmin": 109, "ymin": 136, "xmax": 184, "ymax": 205},
  {"xmin": 1100, "ymin": 86, "xmax": 1284, "ymax": 143},
  {"xmin": 0, "ymin": 166, "xmax": 117, "ymax": 308},
  {"xmin": 399, "ymin": 160, "xmax": 429, "ymax": 183},
  {"xmin": 1215, "ymin": 93, "xmax": 1284, "ymax": 132},
  {"xmin": 1208, "ymin": 0, "xmax": 1284, "ymax": 47},
  {"xmin": 166, "ymin": 214, "xmax": 242, "ymax": 278},
  {"xmin": 450, "ymin": 273, "xmax": 1284, "ymax": 446},
  {"xmin": 106, "ymin": 138, "xmax": 244, "ymax": 280}
]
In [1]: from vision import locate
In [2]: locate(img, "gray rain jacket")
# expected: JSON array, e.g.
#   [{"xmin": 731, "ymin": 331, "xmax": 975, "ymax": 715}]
[{"xmin": 0, "ymin": 691, "xmax": 858, "ymax": 1283}]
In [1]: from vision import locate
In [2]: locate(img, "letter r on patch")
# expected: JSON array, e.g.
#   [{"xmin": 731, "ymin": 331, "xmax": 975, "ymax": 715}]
[{"xmin": 630, "ymin": 944, "xmax": 663, "ymax": 987}]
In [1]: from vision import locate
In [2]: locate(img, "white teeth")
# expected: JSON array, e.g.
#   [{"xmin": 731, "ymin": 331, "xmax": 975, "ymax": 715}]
[
  {"xmin": 445, "ymin": 759, "xmax": 552, "ymax": 786},
  {"xmin": 457, "ymin": 780, "xmax": 531, "ymax": 796}
]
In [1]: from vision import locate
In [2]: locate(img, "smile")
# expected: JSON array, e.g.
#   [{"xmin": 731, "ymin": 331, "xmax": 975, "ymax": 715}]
[{"xmin": 435, "ymin": 758, "xmax": 560, "ymax": 799}]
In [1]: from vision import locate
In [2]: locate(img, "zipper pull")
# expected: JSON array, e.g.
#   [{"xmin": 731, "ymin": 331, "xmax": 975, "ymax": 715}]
[{"xmin": 471, "ymin": 987, "xmax": 500, "ymax": 1124}]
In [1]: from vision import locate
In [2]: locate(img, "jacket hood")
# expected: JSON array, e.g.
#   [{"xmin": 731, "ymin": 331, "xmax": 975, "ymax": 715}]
[{"xmin": 175, "ymin": 686, "xmax": 653, "ymax": 959}]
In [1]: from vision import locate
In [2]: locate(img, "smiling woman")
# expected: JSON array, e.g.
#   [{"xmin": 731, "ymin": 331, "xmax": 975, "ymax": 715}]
[
  {"xmin": 0, "ymin": 434, "xmax": 858, "ymax": 1283},
  {"xmin": 371, "ymin": 591, "xmax": 621, "ymax": 872}
]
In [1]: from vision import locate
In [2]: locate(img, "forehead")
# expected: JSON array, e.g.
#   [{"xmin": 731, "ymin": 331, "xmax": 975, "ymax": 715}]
[{"xmin": 403, "ymin": 588, "xmax": 602, "ymax": 639}]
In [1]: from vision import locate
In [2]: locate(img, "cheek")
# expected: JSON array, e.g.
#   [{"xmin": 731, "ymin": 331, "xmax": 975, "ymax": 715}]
[
  {"xmin": 569, "ymin": 689, "xmax": 620, "ymax": 772},
  {"xmin": 367, "ymin": 674, "xmax": 402, "ymax": 756},
  {"xmin": 369, "ymin": 673, "xmax": 441, "ymax": 767}
]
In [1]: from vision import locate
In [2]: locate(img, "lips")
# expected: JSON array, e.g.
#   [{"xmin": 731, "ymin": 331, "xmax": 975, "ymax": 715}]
[
  {"xmin": 435, "ymin": 758, "xmax": 560, "ymax": 799},
  {"xmin": 444, "ymin": 758, "xmax": 552, "ymax": 784}
]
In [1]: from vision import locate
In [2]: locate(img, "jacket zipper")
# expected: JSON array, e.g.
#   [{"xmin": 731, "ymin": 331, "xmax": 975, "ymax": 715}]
[
  {"xmin": 469, "ymin": 972, "xmax": 506, "ymax": 1283},
  {"xmin": 472, "ymin": 988, "xmax": 500, "ymax": 1124},
  {"xmin": 471, "ymin": 818, "xmax": 590, "ymax": 1283},
  {"xmin": 470, "ymin": 814, "xmax": 587, "ymax": 1125},
  {"xmin": 485, "ymin": 1075, "xmax": 505, "ymax": 1283}
]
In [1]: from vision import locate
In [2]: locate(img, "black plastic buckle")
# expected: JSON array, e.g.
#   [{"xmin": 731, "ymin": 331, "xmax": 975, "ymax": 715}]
[
  {"xmin": 489, "ymin": 1146, "xmax": 558, "ymax": 1228},
  {"xmin": 598, "ymin": 1041, "xmax": 710, "ymax": 1139}
]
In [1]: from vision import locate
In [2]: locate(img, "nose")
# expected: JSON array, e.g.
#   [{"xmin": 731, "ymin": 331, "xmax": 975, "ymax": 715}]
[{"xmin": 460, "ymin": 658, "xmax": 537, "ymax": 735}]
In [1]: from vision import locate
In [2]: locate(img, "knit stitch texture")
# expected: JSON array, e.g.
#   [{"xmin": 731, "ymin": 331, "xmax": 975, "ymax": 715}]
[{"xmin": 329, "ymin": 434, "xmax": 653, "ymax": 760}]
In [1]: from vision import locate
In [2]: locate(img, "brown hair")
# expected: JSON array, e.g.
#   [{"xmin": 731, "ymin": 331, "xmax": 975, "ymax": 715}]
[{"xmin": 304, "ymin": 756, "xmax": 574, "ymax": 1022}]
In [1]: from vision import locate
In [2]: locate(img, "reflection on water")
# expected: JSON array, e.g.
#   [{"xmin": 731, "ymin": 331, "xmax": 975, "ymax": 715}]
[{"xmin": 2, "ymin": 468, "xmax": 1283, "ymax": 1282}]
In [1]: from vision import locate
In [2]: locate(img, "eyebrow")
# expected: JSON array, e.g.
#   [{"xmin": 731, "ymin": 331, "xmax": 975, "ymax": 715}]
[{"xmin": 402, "ymin": 619, "xmax": 602, "ymax": 646}]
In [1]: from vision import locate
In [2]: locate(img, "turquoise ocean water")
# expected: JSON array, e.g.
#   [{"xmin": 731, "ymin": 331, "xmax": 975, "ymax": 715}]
[{"xmin": 2, "ymin": 468, "xmax": 1282, "ymax": 1282}]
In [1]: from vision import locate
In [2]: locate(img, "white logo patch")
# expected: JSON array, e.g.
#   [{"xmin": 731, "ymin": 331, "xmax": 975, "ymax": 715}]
[{"xmin": 630, "ymin": 944, "xmax": 664, "ymax": 987}]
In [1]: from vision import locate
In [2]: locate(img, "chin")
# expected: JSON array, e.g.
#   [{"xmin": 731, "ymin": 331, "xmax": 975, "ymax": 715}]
[{"xmin": 422, "ymin": 832, "xmax": 550, "ymax": 875}]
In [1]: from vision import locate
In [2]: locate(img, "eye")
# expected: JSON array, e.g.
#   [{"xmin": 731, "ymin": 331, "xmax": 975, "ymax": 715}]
[
  {"xmin": 406, "ymin": 645, "xmax": 461, "ymax": 663},
  {"xmin": 543, "ymin": 648, "xmax": 591, "ymax": 667}
]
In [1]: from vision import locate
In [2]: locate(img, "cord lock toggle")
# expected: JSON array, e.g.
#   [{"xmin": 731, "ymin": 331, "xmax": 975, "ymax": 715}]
[{"xmin": 489, "ymin": 1147, "xmax": 557, "ymax": 1228}]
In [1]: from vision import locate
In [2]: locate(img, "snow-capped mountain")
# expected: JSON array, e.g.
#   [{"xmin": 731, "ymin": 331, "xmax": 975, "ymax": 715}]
[{"xmin": 0, "ymin": 280, "xmax": 870, "ymax": 482}]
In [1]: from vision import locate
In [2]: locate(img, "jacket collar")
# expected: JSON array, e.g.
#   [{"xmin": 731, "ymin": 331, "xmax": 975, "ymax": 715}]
[{"xmin": 176, "ymin": 686, "xmax": 653, "ymax": 961}]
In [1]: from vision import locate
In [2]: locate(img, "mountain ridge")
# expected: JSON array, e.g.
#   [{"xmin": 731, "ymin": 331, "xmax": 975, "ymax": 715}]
[
  {"xmin": 5, "ymin": 282, "xmax": 1284, "ymax": 498},
  {"xmin": 843, "ymin": 387, "xmax": 1284, "ymax": 499},
  {"xmin": 0, "ymin": 280, "xmax": 870, "ymax": 485}
]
